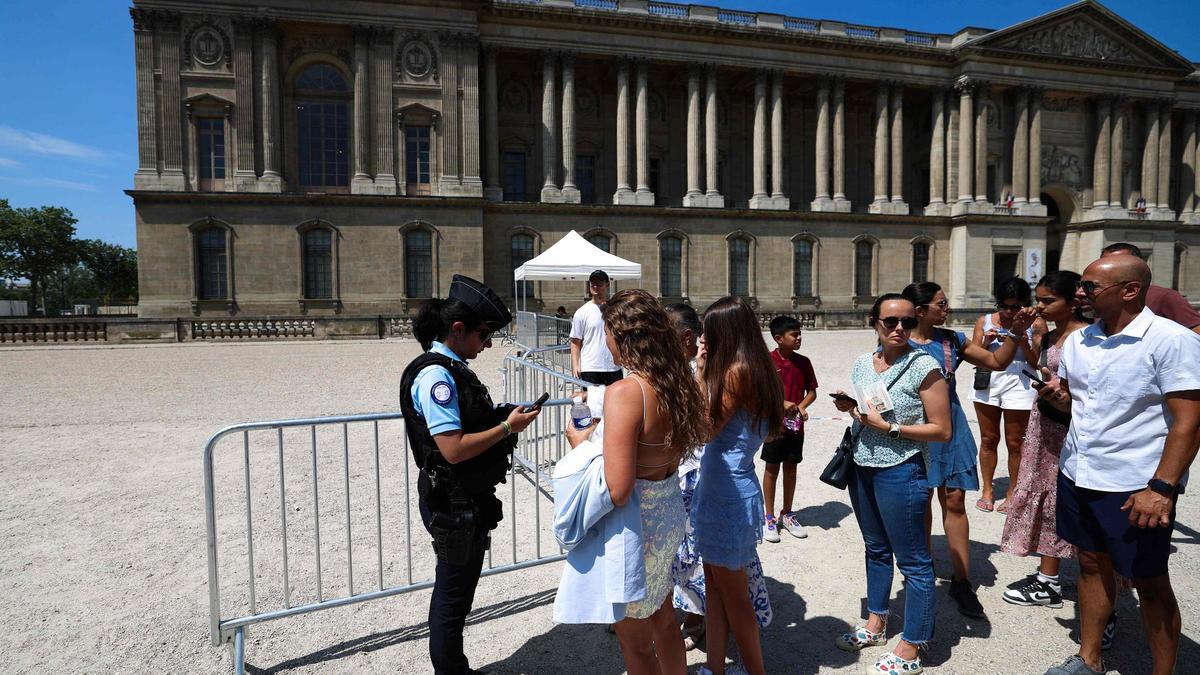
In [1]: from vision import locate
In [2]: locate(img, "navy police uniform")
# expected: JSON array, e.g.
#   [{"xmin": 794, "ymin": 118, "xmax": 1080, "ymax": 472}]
[{"xmin": 399, "ymin": 275, "xmax": 517, "ymax": 675}]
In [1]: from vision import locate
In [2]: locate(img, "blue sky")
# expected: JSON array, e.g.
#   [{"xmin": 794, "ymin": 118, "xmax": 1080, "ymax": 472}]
[{"xmin": 0, "ymin": 0, "xmax": 1197, "ymax": 250}]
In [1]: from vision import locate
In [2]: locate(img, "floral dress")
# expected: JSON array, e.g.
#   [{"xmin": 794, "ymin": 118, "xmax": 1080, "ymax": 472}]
[{"xmin": 1000, "ymin": 341, "xmax": 1076, "ymax": 560}]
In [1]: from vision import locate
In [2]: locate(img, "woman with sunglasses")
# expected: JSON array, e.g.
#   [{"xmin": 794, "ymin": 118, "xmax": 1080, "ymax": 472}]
[
  {"xmin": 901, "ymin": 281, "xmax": 1036, "ymax": 618},
  {"xmin": 831, "ymin": 294, "xmax": 952, "ymax": 675},
  {"xmin": 972, "ymin": 277, "xmax": 1047, "ymax": 513}
]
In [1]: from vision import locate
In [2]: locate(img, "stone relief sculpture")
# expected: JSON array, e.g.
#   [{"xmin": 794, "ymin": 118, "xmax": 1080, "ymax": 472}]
[
  {"xmin": 398, "ymin": 37, "xmax": 437, "ymax": 81},
  {"xmin": 997, "ymin": 19, "xmax": 1139, "ymax": 64},
  {"xmin": 1042, "ymin": 145, "xmax": 1084, "ymax": 191},
  {"xmin": 184, "ymin": 21, "xmax": 231, "ymax": 71}
]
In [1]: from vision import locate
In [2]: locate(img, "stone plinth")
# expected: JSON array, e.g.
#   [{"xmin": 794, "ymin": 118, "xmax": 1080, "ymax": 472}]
[
  {"xmin": 750, "ymin": 195, "xmax": 789, "ymax": 210},
  {"xmin": 811, "ymin": 197, "xmax": 852, "ymax": 213}
]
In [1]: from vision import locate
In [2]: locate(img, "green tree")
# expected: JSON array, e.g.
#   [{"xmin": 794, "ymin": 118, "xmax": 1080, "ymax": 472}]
[
  {"xmin": 79, "ymin": 239, "xmax": 138, "ymax": 304},
  {"xmin": 0, "ymin": 201, "xmax": 79, "ymax": 315}
]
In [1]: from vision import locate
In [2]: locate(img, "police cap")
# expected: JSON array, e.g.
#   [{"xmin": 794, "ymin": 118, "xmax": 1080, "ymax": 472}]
[{"xmin": 449, "ymin": 274, "xmax": 512, "ymax": 331}]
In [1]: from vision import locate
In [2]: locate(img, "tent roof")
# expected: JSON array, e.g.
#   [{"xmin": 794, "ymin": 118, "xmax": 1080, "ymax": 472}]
[{"xmin": 513, "ymin": 230, "xmax": 642, "ymax": 281}]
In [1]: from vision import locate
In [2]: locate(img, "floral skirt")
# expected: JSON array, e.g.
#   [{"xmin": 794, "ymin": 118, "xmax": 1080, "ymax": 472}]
[{"xmin": 625, "ymin": 477, "xmax": 686, "ymax": 619}]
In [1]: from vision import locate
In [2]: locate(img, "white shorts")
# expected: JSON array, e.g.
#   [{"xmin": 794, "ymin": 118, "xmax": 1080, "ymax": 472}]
[{"xmin": 973, "ymin": 369, "xmax": 1036, "ymax": 411}]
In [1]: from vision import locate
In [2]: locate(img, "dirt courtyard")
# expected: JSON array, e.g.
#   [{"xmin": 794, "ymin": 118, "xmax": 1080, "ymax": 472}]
[{"xmin": 1, "ymin": 333, "xmax": 1197, "ymax": 674}]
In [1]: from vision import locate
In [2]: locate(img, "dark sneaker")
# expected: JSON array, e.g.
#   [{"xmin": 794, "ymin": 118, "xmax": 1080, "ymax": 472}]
[
  {"xmin": 1044, "ymin": 654, "xmax": 1104, "ymax": 675},
  {"xmin": 1101, "ymin": 612, "xmax": 1117, "ymax": 651},
  {"xmin": 949, "ymin": 578, "xmax": 986, "ymax": 619},
  {"xmin": 1003, "ymin": 574, "xmax": 1064, "ymax": 608}
]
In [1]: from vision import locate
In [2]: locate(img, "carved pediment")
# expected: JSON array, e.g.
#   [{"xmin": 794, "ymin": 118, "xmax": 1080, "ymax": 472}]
[{"xmin": 996, "ymin": 18, "xmax": 1136, "ymax": 63}]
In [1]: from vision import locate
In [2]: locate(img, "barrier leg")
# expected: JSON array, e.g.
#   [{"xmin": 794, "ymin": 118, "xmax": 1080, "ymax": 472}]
[{"xmin": 233, "ymin": 626, "xmax": 246, "ymax": 675}]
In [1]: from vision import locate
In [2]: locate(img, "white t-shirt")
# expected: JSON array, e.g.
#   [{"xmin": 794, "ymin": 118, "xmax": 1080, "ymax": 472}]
[{"xmin": 570, "ymin": 301, "xmax": 618, "ymax": 373}]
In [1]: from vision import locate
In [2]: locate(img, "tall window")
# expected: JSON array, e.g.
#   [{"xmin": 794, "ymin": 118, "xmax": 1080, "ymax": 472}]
[
  {"xmin": 649, "ymin": 157, "xmax": 661, "ymax": 204},
  {"xmin": 793, "ymin": 239, "xmax": 813, "ymax": 298},
  {"xmin": 855, "ymin": 240, "xmax": 874, "ymax": 297},
  {"xmin": 912, "ymin": 242, "xmax": 930, "ymax": 283},
  {"xmin": 405, "ymin": 229, "xmax": 433, "ymax": 298},
  {"xmin": 511, "ymin": 234, "xmax": 535, "ymax": 298},
  {"xmin": 404, "ymin": 126, "xmax": 432, "ymax": 195},
  {"xmin": 303, "ymin": 229, "xmax": 333, "ymax": 299},
  {"xmin": 577, "ymin": 155, "xmax": 595, "ymax": 204},
  {"xmin": 1173, "ymin": 245, "xmax": 1185, "ymax": 291},
  {"xmin": 197, "ymin": 118, "xmax": 225, "ymax": 190},
  {"xmin": 197, "ymin": 228, "xmax": 228, "ymax": 300},
  {"xmin": 296, "ymin": 64, "xmax": 350, "ymax": 189},
  {"xmin": 503, "ymin": 151, "xmax": 526, "ymax": 201},
  {"xmin": 587, "ymin": 233, "xmax": 611, "ymax": 253},
  {"xmin": 729, "ymin": 237, "xmax": 750, "ymax": 297},
  {"xmin": 660, "ymin": 236, "xmax": 682, "ymax": 298}
]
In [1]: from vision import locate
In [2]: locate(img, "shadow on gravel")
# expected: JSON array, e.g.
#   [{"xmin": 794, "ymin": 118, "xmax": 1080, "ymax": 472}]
[
  {"xmin": 1051, "ymin": 592, "xmax": 1200, "ymax": 675},
  {"xmin": 759, "ymin": 576, "xmax": 857, "ymax": 674},
  {"xmin": 790, "ymin": 501, "xmax": 853, "ymax": 532},
  {"xmin": 479, "ymin": 622, "xmax": 628, "ymax": 674},
  {"xmin": 245, "ymin": 589, "xmax": 558, "ymax": 673}
]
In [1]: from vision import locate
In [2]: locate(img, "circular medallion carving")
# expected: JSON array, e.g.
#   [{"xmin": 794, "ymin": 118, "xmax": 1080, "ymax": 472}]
[
  {"xmin": 577, "ymin": 88, "xmax": 597, "ymax": 117},
  {"xmin": 191, "ymin": 28, "xmax": 225, "ymax": 67},
  {"xmin": 502, "ymin": 82, "xmax": 528, "ymax": 113},
  {"xmin": 401, "ymin": 40, "xmax": 435, "ymax": 80}
]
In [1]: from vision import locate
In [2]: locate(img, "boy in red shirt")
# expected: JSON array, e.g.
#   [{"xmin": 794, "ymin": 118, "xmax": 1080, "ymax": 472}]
[{"xmin": 762, "ymin": 316, "xmax": 818, "ymax": 542}]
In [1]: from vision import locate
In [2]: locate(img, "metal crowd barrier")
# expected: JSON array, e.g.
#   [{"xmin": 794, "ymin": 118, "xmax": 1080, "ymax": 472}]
[
  {"xmin": 203, "ymin": 398, "xmax": 574, "ymax": 673},
  {"xmin": 513, "ymin": 310, "xmax": 571, "ymax": 350}
]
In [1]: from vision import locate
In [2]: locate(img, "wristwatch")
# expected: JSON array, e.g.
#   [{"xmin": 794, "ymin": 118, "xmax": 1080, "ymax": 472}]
[
  {"xmin": 887, "ymin": 423, "xmax": 901, "ymax": 439},
  {"xmin": 1148, "ymin": 478, "xmax": 1176, "ymax": 497}
]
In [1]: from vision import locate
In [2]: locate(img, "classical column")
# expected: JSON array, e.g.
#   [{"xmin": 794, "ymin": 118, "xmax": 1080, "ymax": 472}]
[
  {"xmin": 946, "ymin": 90, "xmax": 959, "ymax": 206},
  {"xmin": 770, "ymin": 72, "xmax": 786, "ymax": 207},
  {"xmin": 539, "ymin": 52, "xmax": 559, "ymax": 202},
  {"xmin": 1142, "ymin": 101, "xmax": 1160, "ymax": 209},
  {"xmin": 974, "ymin": 83, "xmax": 989, "ymax": 203},
  {"xmin": 1012, "ymin": 88, "xmax": 1029, "ymax": 204},
  {"xmin": 749, "ymin": 71, "xmax": 769, "ymax": 207},
  {"xmin": 704, "ymin": 65, "xmax": 722, "ymax": 206},
  {"xmin": 232, "ymin": 19, "xmax": 258, "ymax": 190},
  {"xmin": 928, "ymin": 88, "xmax": 946, "ymax": 211},
  {"xmin": 371, "ymin": 28, "xmax": 397, "ymax": 194},
  {"xmin": 460, "ymin": 36, "xmax": 481, "ymax": 196},
  {"xmin": 158, "ymin": 14, "xmax": 185, "ymax": 190},
  {"xmin": 890, "ymin": 84, "xmax": 905, "ymax": 208},
  {"xmin": 683, "ymin": 65, "xmax": 703, "ymax": 205},
  {"xmin": 351, "ymin": 28, "xmax": 372, "ymax": 192},
  {"xmin": 438, "ymin": 33, "xmax": 460, "ymax": 192},
  {"xmin": 871, "ymin": 83, "xmax": 889, "ymax": 209},
  {"xmin": 560, "ymin": 53, "xmax": 579, "ymax": 203},
  {"xmin": 1110, "ymin": 100, "xmax": 1126, "ymax": 209},
  {"xmin": 634, "ymin": 59, "xmax": 653, "ymax": 203},
  {"xmin": 131, "ymin": 9, "xmax": 158, "ymax": 187},
  {"xmin": 1030, "ymin": 90, "xmax": 1043, "ymax": 201},
  {"xmin": 259, "ymin": 20, "xmax": 283, "ymax": 190},
  {"xmin": 1092, "ymin": 97, "xmax": 1111, "ymax": 208},
  {"xmin": 812, "ymin": 77, "xmax": 831, "ymax": 203},
  {"xmin": 1157, "ymin": 102, "xmax": 1172, "ymax": 212},
  {"xmin": 613, "ymin": 59, "xmax": 632, "ymax": 202},
  {"xmin": 956, "ymin": 80, "xmax": 974, "ymax": 203},
  {"xmin": 1184, "ymin": 110, "xmax": 1198, "ymax": 214},
  {"xmin": 832, "ymin": 78, "xmax": 848, "ymax": 206},
  {"xmin": 483, "ymin": 46, "xmax": 502, "ymax": 202}
]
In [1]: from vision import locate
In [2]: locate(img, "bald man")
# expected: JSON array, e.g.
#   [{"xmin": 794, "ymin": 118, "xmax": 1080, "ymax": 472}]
[
  {"xmin": 1038, "ymin": 255, "xmax": 1200, "ymax": 675},
  {"xmin": 1101, "ymin": 243, "xmax": 1200, "ymax": 335}
]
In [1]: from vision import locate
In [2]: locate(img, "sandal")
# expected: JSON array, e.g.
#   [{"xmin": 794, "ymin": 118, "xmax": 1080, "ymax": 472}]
[
  {"xmin": 682, "ymin": 623, "xmax": 705, "ymax": 651},
  {"xmin": 995, "ymin": 498, "xmax": 1009, "ymax": 513},
  {"xmin": 868, "ymin": 651, "xmax": 923, "ymax": 673},
  {"xmin": 836, "ymin": 625, "xmax": 887, "ymax": 652},
  {"xmin": 975, "ymin": 498, "xmax": 994, "ymax": 512}
]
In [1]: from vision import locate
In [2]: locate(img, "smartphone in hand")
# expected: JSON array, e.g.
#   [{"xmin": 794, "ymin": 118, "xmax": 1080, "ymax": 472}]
[
  {"xmin": 523, "ymin": 392, "xmax": 550, "ymax": 413},
  {"xmin": 829, "ymin": 392, "xmax": 856, "ymax": 404},
  {"xmin": 1022, "ymin": 368, "xmax": 1046, "ymax": 389}
]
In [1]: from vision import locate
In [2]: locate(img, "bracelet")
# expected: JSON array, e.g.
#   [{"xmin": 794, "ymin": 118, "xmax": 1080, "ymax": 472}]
[{"xmin": 500, "ymin": 421, "xmax": 512, "ymax": 436}]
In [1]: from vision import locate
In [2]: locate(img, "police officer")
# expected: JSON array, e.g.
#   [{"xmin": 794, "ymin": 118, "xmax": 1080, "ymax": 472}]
[{"xmin": 399, "ymin": 275, "xmax": 540, "ymax": 674}]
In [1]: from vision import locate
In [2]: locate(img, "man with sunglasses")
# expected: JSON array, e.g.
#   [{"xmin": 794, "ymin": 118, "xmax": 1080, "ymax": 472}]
[
  {"xmin": 1038, "ymin": 255, "xmax": 1200, "ymax": 675},
  {"xmin": 1100, "ymin": 243, "xmax": 1200, "ymax": 335}
]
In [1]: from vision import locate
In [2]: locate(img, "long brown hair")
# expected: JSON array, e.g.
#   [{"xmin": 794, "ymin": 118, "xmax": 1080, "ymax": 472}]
[
  {"xmin": 603, "ymin": 290, "xmax": 711, "ymax": 453},
  {"xmin": 701, "ymin": 296, "xmax": 784, "ymax": 436}
]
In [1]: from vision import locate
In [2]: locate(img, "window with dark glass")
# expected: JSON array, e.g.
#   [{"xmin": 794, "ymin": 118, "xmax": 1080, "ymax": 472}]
[
  {"xmin": 302, "ymin": 229, "xmax": 333, "ymax": 299},
  {"xmin": 404, "ymin": 126, "xmax": 432, "ymax": 194},
  {"xmin": 587, "ymin": 233, "xmax": 610, "ymax": 253},
  {"xmin": 660, "ymin": 237, "xmax": 682, "ymax": 298},
  {"xmin": 912, "ymin": 242, "xmax": 930, "ymax": 283},
  {"xmin": 649, "ymin": 157, "xmax": 661, "ymax": 204},
  {"xmin": 197, "ymin": 228, "xmax": 228, "ymax": 300},
  {"xmin": 992, "ymin": 251, "xmax": 1020, "ymax": 298},
  {"xmin": 296, "ymin": 64, "xmax": 350, "ymax": 189},
  {"xmin": 855, "ymin": 240, "xmax": 874, "ymax": 297},
  {"xmin": 1173, "ymin": 246, "xmax": 1184, "ymax": 291},
  {"xmin": 405, "ymin": 229, "xmax": 434, "ymax": 299},
  {"xmin": 577, "ymin": 155, "xmax": 595, "ymax": 204},
  {"xmin": 793, "ymin": 239, "xmax": 813, "ymax": 298},
  {"xmin": 729, "ymin": 238, "xmax": 749, "ymax": 297},
  {"xmin": 512, "ymin": 234, "xmax": 535, "ymax": 298},
  {"xmin": 197, "ymin": 118, "xmax": 225, "ymax": 189},
  {"xmin": 503, "ymin": 151, "xmax": 526, "ymax": 201}
]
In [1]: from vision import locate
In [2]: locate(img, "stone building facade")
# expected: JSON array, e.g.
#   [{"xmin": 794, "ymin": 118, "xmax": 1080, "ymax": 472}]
[{"xmin": 129, "ymin": 0, "xmax": 1200, "ymax": 318}]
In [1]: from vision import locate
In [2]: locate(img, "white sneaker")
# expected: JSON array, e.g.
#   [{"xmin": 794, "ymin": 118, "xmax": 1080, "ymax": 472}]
[
  {"xmin": 780, "ymin": 511, "xmax": 808, "ymax": 539},
  {"xmin": 763, "ymin": 515, "xmax": 781, "ymax": 543}
]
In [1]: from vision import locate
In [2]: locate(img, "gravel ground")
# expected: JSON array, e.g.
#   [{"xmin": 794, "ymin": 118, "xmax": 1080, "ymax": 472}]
[{"xmin": 1, "ymin": 332, "xmax": 1197, "ymax": 674}]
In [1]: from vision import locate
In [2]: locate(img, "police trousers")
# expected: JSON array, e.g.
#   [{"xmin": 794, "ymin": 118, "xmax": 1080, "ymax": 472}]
[{"xmin": 420, "ymin": 492, "xmax": 489, "ymax": 674}]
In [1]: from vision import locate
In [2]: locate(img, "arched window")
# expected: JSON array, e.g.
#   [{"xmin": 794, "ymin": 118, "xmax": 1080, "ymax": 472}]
[
  {"xmin": 405, "ymin": 229, "xmax": 434, "ymax": 299},
  {"xmin": 728, "ymin": 237, "xmax": 750, "ymax": 297},
  {"xmin": 295, "ymin": 64, "xmax": 350, "ymax": 189},
  {"xmin": 586, "ymin": 232, "xmax": 611, "ymax": 253},
  {"xmin": 302, "ymin": 228, "xmax": 333, "ymax": 299},
  {"xmin": 855, "ymin": 239, "xmax": 875, "ymax": 298},
  {"xmin": 793, "ymin": 238, "xmax": 814, "ymax": 298},
  {"xmin": 511, "ymin": 233, "xmax": 535, "ymax": 298},
  {"xmin": 912, "ymin": 241, "xmax": 930, "ymax": 283},
  {"xmin": 660, "ymin": 236, "xmax": 683, "ymax": 298},
  {"xmin": 197, "ymin": 227, "xmax": 228, "ymax": 300}
]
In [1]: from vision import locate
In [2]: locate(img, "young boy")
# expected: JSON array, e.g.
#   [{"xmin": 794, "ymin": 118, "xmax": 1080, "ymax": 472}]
[{"xmin": 762, "ymin": 315, "xmax": 818, "ymax": 542}]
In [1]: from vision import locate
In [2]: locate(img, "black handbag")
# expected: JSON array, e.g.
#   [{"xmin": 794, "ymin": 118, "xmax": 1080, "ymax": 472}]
[
  {"xmin": 973, "ymin": 367, "xmax": 992, "ymax": 391},
  {"xmin": 820, "ymin": 356, "xmax": 917, "ymax": 490}
]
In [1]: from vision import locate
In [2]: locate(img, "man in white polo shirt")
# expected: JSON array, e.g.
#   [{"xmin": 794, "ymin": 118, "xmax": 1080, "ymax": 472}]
[
  {"xmin": 570, "ymin": 269, "xmax": 623, "ymax": 385},
  {"xmin": 1038, "ymin": 254, "xmax": 1200, "ymax": 675}
]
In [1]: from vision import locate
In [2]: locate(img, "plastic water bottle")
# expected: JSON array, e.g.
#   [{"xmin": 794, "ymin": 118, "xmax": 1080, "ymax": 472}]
[{"xmin": 570, "ymin": 396, "xmax": 593, "ymax": 430}]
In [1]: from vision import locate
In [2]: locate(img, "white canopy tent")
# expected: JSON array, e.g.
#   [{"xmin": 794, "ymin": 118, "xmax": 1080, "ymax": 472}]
[{"xmin": 512, "ymin": 230, "xmax": 642, "ymax": 311}]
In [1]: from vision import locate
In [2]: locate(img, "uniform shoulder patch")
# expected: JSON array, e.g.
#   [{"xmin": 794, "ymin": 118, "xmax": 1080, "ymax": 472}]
[{"xmin": 431, "ymin": 381, "xmax": 454, "ymax": 405}]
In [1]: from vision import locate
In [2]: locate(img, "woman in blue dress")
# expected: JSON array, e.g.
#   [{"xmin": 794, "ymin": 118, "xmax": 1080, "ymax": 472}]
[
  {"xmin": 901, "ymin": 281, "xmax": 1037, "ymax": 618},
  {"xmin": 691, "ymin": 296, "xmax": 784, "ymax": 675}
]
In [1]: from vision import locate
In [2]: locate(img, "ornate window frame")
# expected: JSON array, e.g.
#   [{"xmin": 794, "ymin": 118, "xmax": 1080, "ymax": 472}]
[
  {"xmin": 851, "ymin": 234, "xmax": 880, "ymax": 305},
  {"xmin": 656, "ymin": 229, "xmax": 690, "ymax": 302},
  {"xmin": 399, "ymin": 220, "xmax": 441, "ymax": 311},
  {"xmin": 188, "ymin": 217, "xmax": 236, "ymax": 315},
  {"xmin": 582, "ymin": 227, "xmax": 618, "ymax": 255},
  {"xmin": 396, "ymin": 103, "xmax": 441, "ymax": 197},
  {"xmin": 910, "ymin": 235, "xmax": 936, "ymax": 285},
  {"xmin": 726, "ymin": 230, "xmax": 756, "ymax": 303},
  {"xmin": 184, "ymin": 94, "xmax": 234, "ymax": 192},
  {"xmin": 500, "ymin": 134, "xmax": 534, "ymax": 202},
  {"xmin": 296, "ymin": 219, "xmax": 341, "ymax": 312},
  {"xmin": 285, "ymin": 58, "xmax": 355, "ymax": 193},
  {"xmin": 790, "ymin": 232, "xmax": 821, "ymax": 307}
]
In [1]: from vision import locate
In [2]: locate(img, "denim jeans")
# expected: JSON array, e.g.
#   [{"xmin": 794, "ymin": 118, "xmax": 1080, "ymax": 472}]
[{"xmin": 848, "ymin": 454, "xmax": 935, "ymax": 645}]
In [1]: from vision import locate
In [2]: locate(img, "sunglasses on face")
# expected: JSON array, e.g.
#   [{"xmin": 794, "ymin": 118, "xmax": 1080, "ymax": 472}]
[
  {"xmin": 876, "ymin": 316, "xmax": 919, "ymax": 331},
  {"xmin": 923, "ymin": 300, "xmax": 949, "ymax": 309},
  {"xmin": 996, "ymin": 302, "xmax": 1027, "ymax": 311},
  {"xmin": 1077, "ymin": 279, "xmax": 1133, "ymax": 297},
  {"xmin": 477, "ymin": 328, "xmax": 493, "ymax": 342}
]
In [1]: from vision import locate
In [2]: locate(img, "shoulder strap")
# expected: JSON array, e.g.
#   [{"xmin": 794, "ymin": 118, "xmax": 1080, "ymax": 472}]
[{"xmin": 883, "ymin": 352, "xmax": 920, "ymax": 392}]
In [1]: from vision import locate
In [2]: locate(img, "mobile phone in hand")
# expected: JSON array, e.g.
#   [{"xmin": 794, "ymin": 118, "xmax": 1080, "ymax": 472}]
[
  {"xmin": 829, "ymin": 392, "xmax": 856, "ymax": 404},
  {"xmin": 1022, "ymin": 368, "xmax": 1046, "ymax": 389},
  {"xmin": 524, "ymin": 392, "xmax": 550, "ymax": 412}
]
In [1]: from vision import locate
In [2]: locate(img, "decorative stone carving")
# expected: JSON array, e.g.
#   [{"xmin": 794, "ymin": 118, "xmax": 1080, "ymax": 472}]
[
  {"xmin": 501, "ymin": 80, "xmax": 529, "ymax": 114},
  {"xmin": 648, "ymin": 91, "xmax": 665, "ymax": 122},
  {"xmin": 185, "ymin": 21, "xmax": 232, "ymax": 70},
  {"xmin": 1041, "ymin": 96, "xmax": 1081, "ymax": 112},
  {"xmin": 286, "ymin": 35, "xmax": 352, "ymax": 70},
  {"xmin": 1041, "ymin": 145, "xmax": 1085, "ymax": 191},
  {"xmin": 577, "ymin": 86, "xmax": 598, "ymax": 117},
  {"xmin": 398, "ymin": 36, "xmax": 437, "ymax": 81},
  {"xmin": 996, "ymin": 19, "xmax": 1139, "ymax": 64}
]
